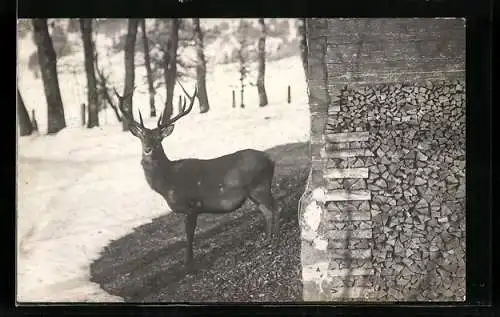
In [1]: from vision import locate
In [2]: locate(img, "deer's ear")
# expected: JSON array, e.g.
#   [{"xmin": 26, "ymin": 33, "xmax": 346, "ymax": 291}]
[
  {"xmin": 160, "ymin": 125, "xmax": 175, "ymax": 138},
  {"xmin": 129, "ymin": 124, "xmax": 143, "ymax": 138}
]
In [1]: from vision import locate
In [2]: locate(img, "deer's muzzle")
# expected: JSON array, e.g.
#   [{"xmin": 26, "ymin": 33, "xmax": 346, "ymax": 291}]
[{"xmin": 143, "ymin": 147, "xmax": 153, "ymax": 155}]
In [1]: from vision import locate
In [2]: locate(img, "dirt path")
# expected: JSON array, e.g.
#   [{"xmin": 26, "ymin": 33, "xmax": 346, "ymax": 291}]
[{"xmin": 90, "ymin": 142, "xmax": 310, "ymax": 302}]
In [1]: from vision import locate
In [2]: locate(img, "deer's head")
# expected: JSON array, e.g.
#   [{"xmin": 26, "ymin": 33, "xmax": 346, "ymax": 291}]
[{"xmin": 116, "ymin": 82, "xmax": 198, "ymax": 158}]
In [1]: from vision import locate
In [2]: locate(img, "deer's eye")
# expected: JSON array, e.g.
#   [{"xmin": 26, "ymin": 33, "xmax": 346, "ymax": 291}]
[{"xmin": 144, "ymin": 147, "xmax": 153, "ymax": 155}]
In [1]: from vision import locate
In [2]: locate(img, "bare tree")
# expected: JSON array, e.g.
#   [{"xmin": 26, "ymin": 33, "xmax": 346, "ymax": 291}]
[
  {"xmin": 257, "ymin": 18, "xmax": 268, "ymax": 107},
  {"xmin": 298, "ymin": 18, "xmax": 308, "ymax": 74},
  {"xmin": 162, "ymin": 19, "xmax": 180, "ymax": 121},
  {"xmin": 122, "ymin": 19, "xmax": 139, "ymax": 131},
  {"xmin": 79, "ymin": 19, "xmax": 99, "ymax": 128},
  {"xmin": 93, "ymin": 29, "xmax": 122, "ymax": 123},
  {"xmin": 140, "ymin": 19, "xmax": 157, "ymax": 117},
  {"xmin": 237, "ymin": 20, "xmax": 250, "ymax": 109},
  {"xmin": 95, "ymin": 58, "xmax": 122, "ymax": 122},
  {"xmin": 193, "ymin": 18, "xmax": 210, "ymax": 113},
  {"xmin": 32, "ymin": 18, "xmax": 66, "ymax": 134},
  {"xmin": 17, "ymin": 89, "xmax": 34, "ymax": 136}
]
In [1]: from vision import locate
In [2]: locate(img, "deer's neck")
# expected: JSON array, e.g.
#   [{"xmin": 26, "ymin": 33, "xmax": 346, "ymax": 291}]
[{"xmin": 141, "ymin": 146, "xmax": 173, "ymax": 192}]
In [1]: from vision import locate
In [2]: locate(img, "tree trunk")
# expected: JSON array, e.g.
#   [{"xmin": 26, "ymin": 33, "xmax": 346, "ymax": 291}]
[
  {"xmin": 17, "ymin": 89, "xmax": 34, "ymax": 136},
  {"xmin": 257, "ymin": 18, "xmax": 268, "ymax": 107},
  {"xmin": 122, "ymin": 19, "xmax": 139, "ymax": 131},
  {"xmin": 298, "ymin": 18, "xmax": 308, "ymax": 75},
  {"xmin": 32, "ymin": 18, "xmax": 66, "ymax": 134},
  {"xmin": 79, "ymin": 19, "xmax": 99, "ymax": 128},
  {"xmin": 162, "ymin": 18, "xmax": 179, "ymax": 121},
  {"xmin": 193, "ymin": 18, "xmax": 209, "ymax": 113},
  {"xmin": 140, "ymin": 19, "xmax": 156, "ymax": 117}
]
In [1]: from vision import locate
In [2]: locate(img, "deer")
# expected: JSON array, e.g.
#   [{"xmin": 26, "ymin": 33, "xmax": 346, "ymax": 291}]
[{"xmin": 115, "ymin": 82, "xmax": 281, "ymax": 272}]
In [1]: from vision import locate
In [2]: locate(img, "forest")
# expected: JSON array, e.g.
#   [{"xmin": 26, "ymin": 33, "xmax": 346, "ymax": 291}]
[{"xmin": 17, "ymin": 18, "xmax": 308, "ymax": 135}]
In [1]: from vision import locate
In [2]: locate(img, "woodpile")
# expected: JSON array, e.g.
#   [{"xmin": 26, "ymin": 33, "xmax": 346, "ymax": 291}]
[{"xmin": 331, "ymin": 79, "xmax": 466, "ymax": 301}]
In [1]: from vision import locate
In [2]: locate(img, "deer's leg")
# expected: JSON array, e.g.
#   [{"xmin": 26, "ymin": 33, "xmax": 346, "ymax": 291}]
[
  {"xmin": 249, "ymin": 189, "xmax": 279, "ymax": 242},
  {"xmin": 184, "ymin": 212, "xmax": 198, "ymax": 271},
  {"xmin": 259, "ymin": 203, "xmax": 273, "ymax": 240}
]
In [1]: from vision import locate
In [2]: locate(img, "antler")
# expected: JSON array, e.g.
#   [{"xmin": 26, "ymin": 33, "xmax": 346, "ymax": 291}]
[
  {"xmin": 158, "ymin": 81, "xmax": 198, "ymax": 128},
  {"xmin": 114, "ymin": 86, "xmax": 142, "ymax": 128}
]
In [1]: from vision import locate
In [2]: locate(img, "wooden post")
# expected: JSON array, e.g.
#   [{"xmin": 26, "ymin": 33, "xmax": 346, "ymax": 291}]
[
  {"xmin": 178, "ymin": 95, "xmax": 183, "ymax": 114},
  {"xmin": 104, "ymin": 104, "xmax": 108, "ymax": 125},
  {"xmin": 232, "ymin": 90, "xmax": 236, "ymax": 108},
  {"xmin": 81, "ymin": 103, "xmax": 86, "ymax": 126},
  {"xmin": 31, "ymin": 109, "xmax": 38, "ymax": 132},
  {"xmin": 287, "ymin": 85, "xmax": 291, "ymax": 104}
]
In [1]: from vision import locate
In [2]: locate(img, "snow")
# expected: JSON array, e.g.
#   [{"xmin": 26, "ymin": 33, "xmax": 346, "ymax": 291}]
[{"xmin": 17, "ymin": 51, "xmax": 311, "ymax": 302}]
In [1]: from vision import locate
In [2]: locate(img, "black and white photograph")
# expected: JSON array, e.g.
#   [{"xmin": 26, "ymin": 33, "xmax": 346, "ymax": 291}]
[{"xmin": 16, "ymin": 18, "xmax": 466, "ymax": 303}]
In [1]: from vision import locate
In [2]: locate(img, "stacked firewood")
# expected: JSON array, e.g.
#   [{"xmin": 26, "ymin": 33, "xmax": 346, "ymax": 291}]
[{"xmin": 334, "ymin": 80, "xmax": 465, "ymax": 301}]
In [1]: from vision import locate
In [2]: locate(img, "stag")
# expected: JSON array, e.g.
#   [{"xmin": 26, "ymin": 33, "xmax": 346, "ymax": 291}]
[{"xmin": 115, "ymin": 82, "xmax": 281, "ymax": 271}]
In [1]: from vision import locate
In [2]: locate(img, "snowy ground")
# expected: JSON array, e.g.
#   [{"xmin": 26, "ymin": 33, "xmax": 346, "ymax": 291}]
[{"xmin": 16, "ymin": 55, "xmax": 310, "ymax": 302}]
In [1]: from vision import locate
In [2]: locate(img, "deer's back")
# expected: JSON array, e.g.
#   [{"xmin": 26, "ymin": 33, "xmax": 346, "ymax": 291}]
[
  {"xmin": 160, "ymin": 149, "xmax": 274, "ymax": 213},
  {"xmin": 174, "ymin": 149, "xmax": 273, "ymax": 187}
]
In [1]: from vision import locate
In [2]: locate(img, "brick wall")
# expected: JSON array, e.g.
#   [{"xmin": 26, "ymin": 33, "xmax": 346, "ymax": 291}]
[{"xmin": 299, "ymin": 18, "xmax": 465, "ymax": 301}]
